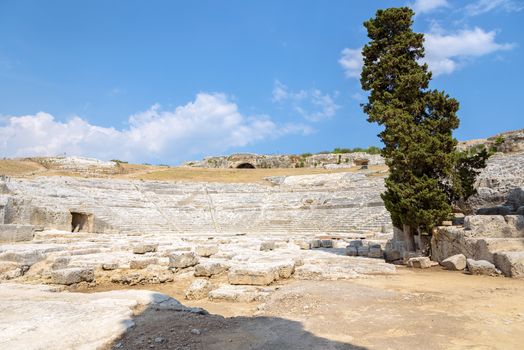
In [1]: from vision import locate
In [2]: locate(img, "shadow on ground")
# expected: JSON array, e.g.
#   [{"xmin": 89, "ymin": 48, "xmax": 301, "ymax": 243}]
[{"xmin": 107, "ymin": 296, "xmax": 367, "ymax": 350}]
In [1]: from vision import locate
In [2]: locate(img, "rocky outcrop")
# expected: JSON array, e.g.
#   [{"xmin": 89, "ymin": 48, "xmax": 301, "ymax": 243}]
[{"xmin": 184, "ymin": 152, "xmax": 384, "ymax": 169}]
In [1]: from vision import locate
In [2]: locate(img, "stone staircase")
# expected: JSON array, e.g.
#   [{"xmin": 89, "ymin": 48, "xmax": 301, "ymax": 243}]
[{"xmin": 3, "ymin": 172, "xmax": 392, "ymax": 236}]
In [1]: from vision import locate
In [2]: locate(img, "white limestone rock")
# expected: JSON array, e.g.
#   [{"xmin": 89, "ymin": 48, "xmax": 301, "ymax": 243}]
[
  {"xmin": 185, "ymin": 279, "xmax": 213, "ymax": 300},
  {"xmin": 132, "ymin": 243, "xmax": 158, "ymax": 254},
  {"xmin": 208, "ymin": 284, "xmax": 271, "ymax": 302},
  {"xmin": 50, "ymin": 267, "xmax": 94, "ymax": 285},
  {"xmin": 260, "ymin": 241, "xmax": 276, "ymax": 251},
  {"xmin": 0, "ymin": 283, "xmax": 188, "ymax": 350},
  {"xmin": 129, "ymin": 257, "xmax": 158, "ymax": 269},
  {"xmin": 168, "ymin": 252, "xmax": 199, "ymax": 269},
  {"xmin": 441, "ymin": 254, "xmax": 467, "ymax": 271},
  {"xmin": 194, "ymin": 261, "xmax": 229, "ymax": 277},
  {"xmin": 194, "ymin": 245, "xmax": 219, "ymax": 257},
  {"xmin": 228, "ymin": 264, "xmax": 276, "ymax": 286},
  {"xmin": 493, "ymin": 251, "xmax": 524, "ymax": 278},
  {"xmin": 466, "ymin": 259, "xmax": 501, "ymax": 276},
  {"xmin": 407, "ymin": 257, "xmax": 432, "ymax": 269}
]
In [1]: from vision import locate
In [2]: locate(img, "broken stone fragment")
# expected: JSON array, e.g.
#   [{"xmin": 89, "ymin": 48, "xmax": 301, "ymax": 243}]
[
  {"xmin": 194, "ymin": 245, "xmax": 219, "ymax": 257},
  {"xmin": 260, "ymin": 241, "xmax": 276, "ymax": 251},
  {"xmin": 384, "ymin": 250, "xmax": 401, "ymax": 262},
  {"xmin": 102, "ymin": 262, "xmax": 119, "ymax": 270},
  {"xmin": 441, "ymin": 254, "xmax": 467, "ymax": 271},
  {"xmin": 349, "ymin": 240, "xmax": 363, "ymax": 248},
  {"xmin": 407, "ymin": 257, "xmax": 432, "ymax": 269},
  {"xmin": 368, "ymin": 246, "xmax": 383, "ymax": 259},
  {"xmin": 346, "ymin": 246, "xmax": 358, "ymax": 256},
  {"xmin": 295, "ymin": 240, "xmax": 311, "ymax": 250},
  {"xmin": 309, "ymin": 239, "xmax": 321, "ymax": 248},
  {"xmin": 208, "ymin": 284, "xmax": 271, "ymax": 303},
  {"xmin": 132, "ymin": 243, "xmax": 158, "ymax": 254},
  {"xmin": 228, "ymin": 264, "xmax": 276, "ymax": 286},
  {"xmin": 194, "ymin": 261, "xmax": 229, "ymax": 277},
  {"xmin": 320, "ymin": 239, "xmax": 333, "ymax": 248},
  {"xmin": 357, "ymin": 246, "xmax": 369, "ymax": 257},
  {"xmin": 50, "ymin": 267, "xmax": 94, "ymax": 285},
  {"xmin": 185, "ymin": 279, "xmax": 213, "ymax": 300},
  {"xmin": 493, "ymin": 252, "xmax": 524, "ymax": 278},
  {"xmin": 168, "ymin": 252, "xmax": 199, "ymax": 269},
  {"xmin": 129, "ymin": 257, "xmax": 158, "ymax": 269},
  {"xmin": 466, "ymin": 259, "xmax": 501, "ymax": 276}
]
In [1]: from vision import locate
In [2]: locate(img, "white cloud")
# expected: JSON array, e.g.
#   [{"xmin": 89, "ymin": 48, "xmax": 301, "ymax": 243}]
[
  {"xmin": 466, "ymin": 0, "xmax": 523, "ymax": 16},
  {"xmin": 423, "ymin": 27, "xmax": 515, "ymax": 75},
  {"xmin": 339, "ymin": 27, "xmax": 513, "ymax": 78},
  {"xmin": 272, "ymin": 81, "xmax": 340, "ymax": 122},
  {"xmin": 338, "ymin": 48, "xmax": 363, "ymax": 79},
  {"xmin": 411, "ymin": 0, "xmax": 449, "ymax": 14},
  {"xmin": 0, "ymin": 93, "xmax": 311, "ymax": 163}
]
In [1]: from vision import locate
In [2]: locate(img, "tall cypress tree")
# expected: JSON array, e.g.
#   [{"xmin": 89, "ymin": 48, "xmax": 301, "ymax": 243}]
[{"xmin": 361, "ymin": 7, "xmax": 485, "ymax": 251}]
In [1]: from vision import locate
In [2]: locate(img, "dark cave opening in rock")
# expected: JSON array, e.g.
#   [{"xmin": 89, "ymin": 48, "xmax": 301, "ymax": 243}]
[
  {"xmin": 71, "ymin": 212, "xmax": 91, "ymax": 232},
  {"xmin": 236, "ymin": 163, "xmax": 256, "ymax": 169}
]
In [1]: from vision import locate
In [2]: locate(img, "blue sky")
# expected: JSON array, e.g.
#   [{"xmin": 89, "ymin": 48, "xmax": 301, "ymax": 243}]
[{"xmin": 0, "ymin": 0, "xmax": 522, "ymax": 164}]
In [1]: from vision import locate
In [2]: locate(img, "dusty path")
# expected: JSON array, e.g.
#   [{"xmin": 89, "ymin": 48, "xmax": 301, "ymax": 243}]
[{"xmin": 104, "ymin": 268, "xmax": 524, "ymax": 350}]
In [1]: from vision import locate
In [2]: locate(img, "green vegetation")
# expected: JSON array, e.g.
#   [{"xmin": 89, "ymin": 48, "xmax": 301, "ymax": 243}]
[
  {"xmin": 110, "ymin": 159, "xmax": 128, "ymax": 164},
  {"xmin": 494, "ymin": 135, "xmax": 505, "ymax": 145},
  {"xmin": 360, "ymin": 7, "xmax": 488, "ymax": 251}
]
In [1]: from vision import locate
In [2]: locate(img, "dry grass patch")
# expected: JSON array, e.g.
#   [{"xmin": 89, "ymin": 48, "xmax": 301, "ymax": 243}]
[{"xmin": 128, "ymin": 165, "xmax": 388, "ymax": 183}]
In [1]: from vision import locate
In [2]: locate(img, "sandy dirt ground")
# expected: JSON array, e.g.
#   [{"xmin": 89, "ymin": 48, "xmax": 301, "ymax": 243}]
[{"xmin": 98, "ymin": 267, "xmax": 524, "ymax": 350}]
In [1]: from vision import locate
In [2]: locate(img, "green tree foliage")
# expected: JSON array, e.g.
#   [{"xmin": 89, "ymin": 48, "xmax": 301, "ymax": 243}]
[{"xmin": 360, "ymin": 7, "xmax": 487, "ymax": 250}]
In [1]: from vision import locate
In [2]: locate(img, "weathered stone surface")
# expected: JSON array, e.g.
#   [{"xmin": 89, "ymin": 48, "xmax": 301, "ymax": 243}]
[
  {"xmin": 295, "ymin": 240, "xmax": 311, "ymax": 250},
  {"xmin": 407, "ymin": 257, "xmax": 432, "ymax": 269},
  {"xmin": 185, "ymin": 279, "xmax": 213, "ymax": 300},
  {"xmin": 228, "ymin": 264, "xmax": 276, "ymax": 285},
  {"xmin": 0, "ymin": 283, "xmax": 190, "ymax": 350},
  {"xmin": 194, "ymin": 245, "xmax": 219, "ymax": 257},
  {"xmin": 517, "ymin": 206, "xmax": 524, "ymax": 216},
  {"xmin": 493, "ymin": 252, "xmax": 524, "ymax": 278},
  {"xmin": 320, "ymin": 239, "xmax": 333, "ymax": 248},
  {"xmin": 466, "ymin": 259, "xmax": 501, "ymax": 276},
  {"xmin": 50, "ymin": 267, "xmax": 94, "ymax": 285},
  {"xmin": 477, "ymin": 206, "xmax": 512, "ymax": 216},
  {"xmin": 208, "ymin": 284, "xmax": 271, "ymax": 303},
  {"xmin": 194, "ymin": 261, "xmax": 229, "ymax": 277},
  {"xmin": 0, "ymin": 224, "xmax": 35, "ymax": 242},
  {"xmin": 349, "ymin": 240, "xmax": 363, "ymax": 248},
  {"xmin": 346, "ymin": 246, "xmax": 358, "ymax": 256},
  {"xmin": 441, "ymin": 254, "xmax": 467, "ymax": 271},
  {"xmin": 357, "ymin": 246, "xmax": 369, "ymax": 257},
  {"xmin": 129, "ymin": 257, "xmax": 158, "ymax": 269},
  {"xmin": 310, "ymin": 239, "xmax": 321, "ymax": 248},
  {"xmin": 368, "ymin": 245, "xmax": 383, "ymax": 259},
  {"xmin": 168, "ymin": 252, "xmax": 199, "ymax": 269},
  {"xmin": 102, "ymin": 262, "xmax": 119, "ymax": 270},
  {"xmin": 132, "ymin": 243, "xmax": 158, "ymax": 254},
  {"xmin": 260, "ymin": 241, "xmax": 276, "ymax": 251},
  {"xmin": 384, "ymin": 250, "xmax": 401, "ymax": 262}
]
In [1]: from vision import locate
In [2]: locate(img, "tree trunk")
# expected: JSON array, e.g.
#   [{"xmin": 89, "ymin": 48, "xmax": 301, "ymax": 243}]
[{"xmin": 402, "ymin": 224, "xmax": 416, "ymax": 252}]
